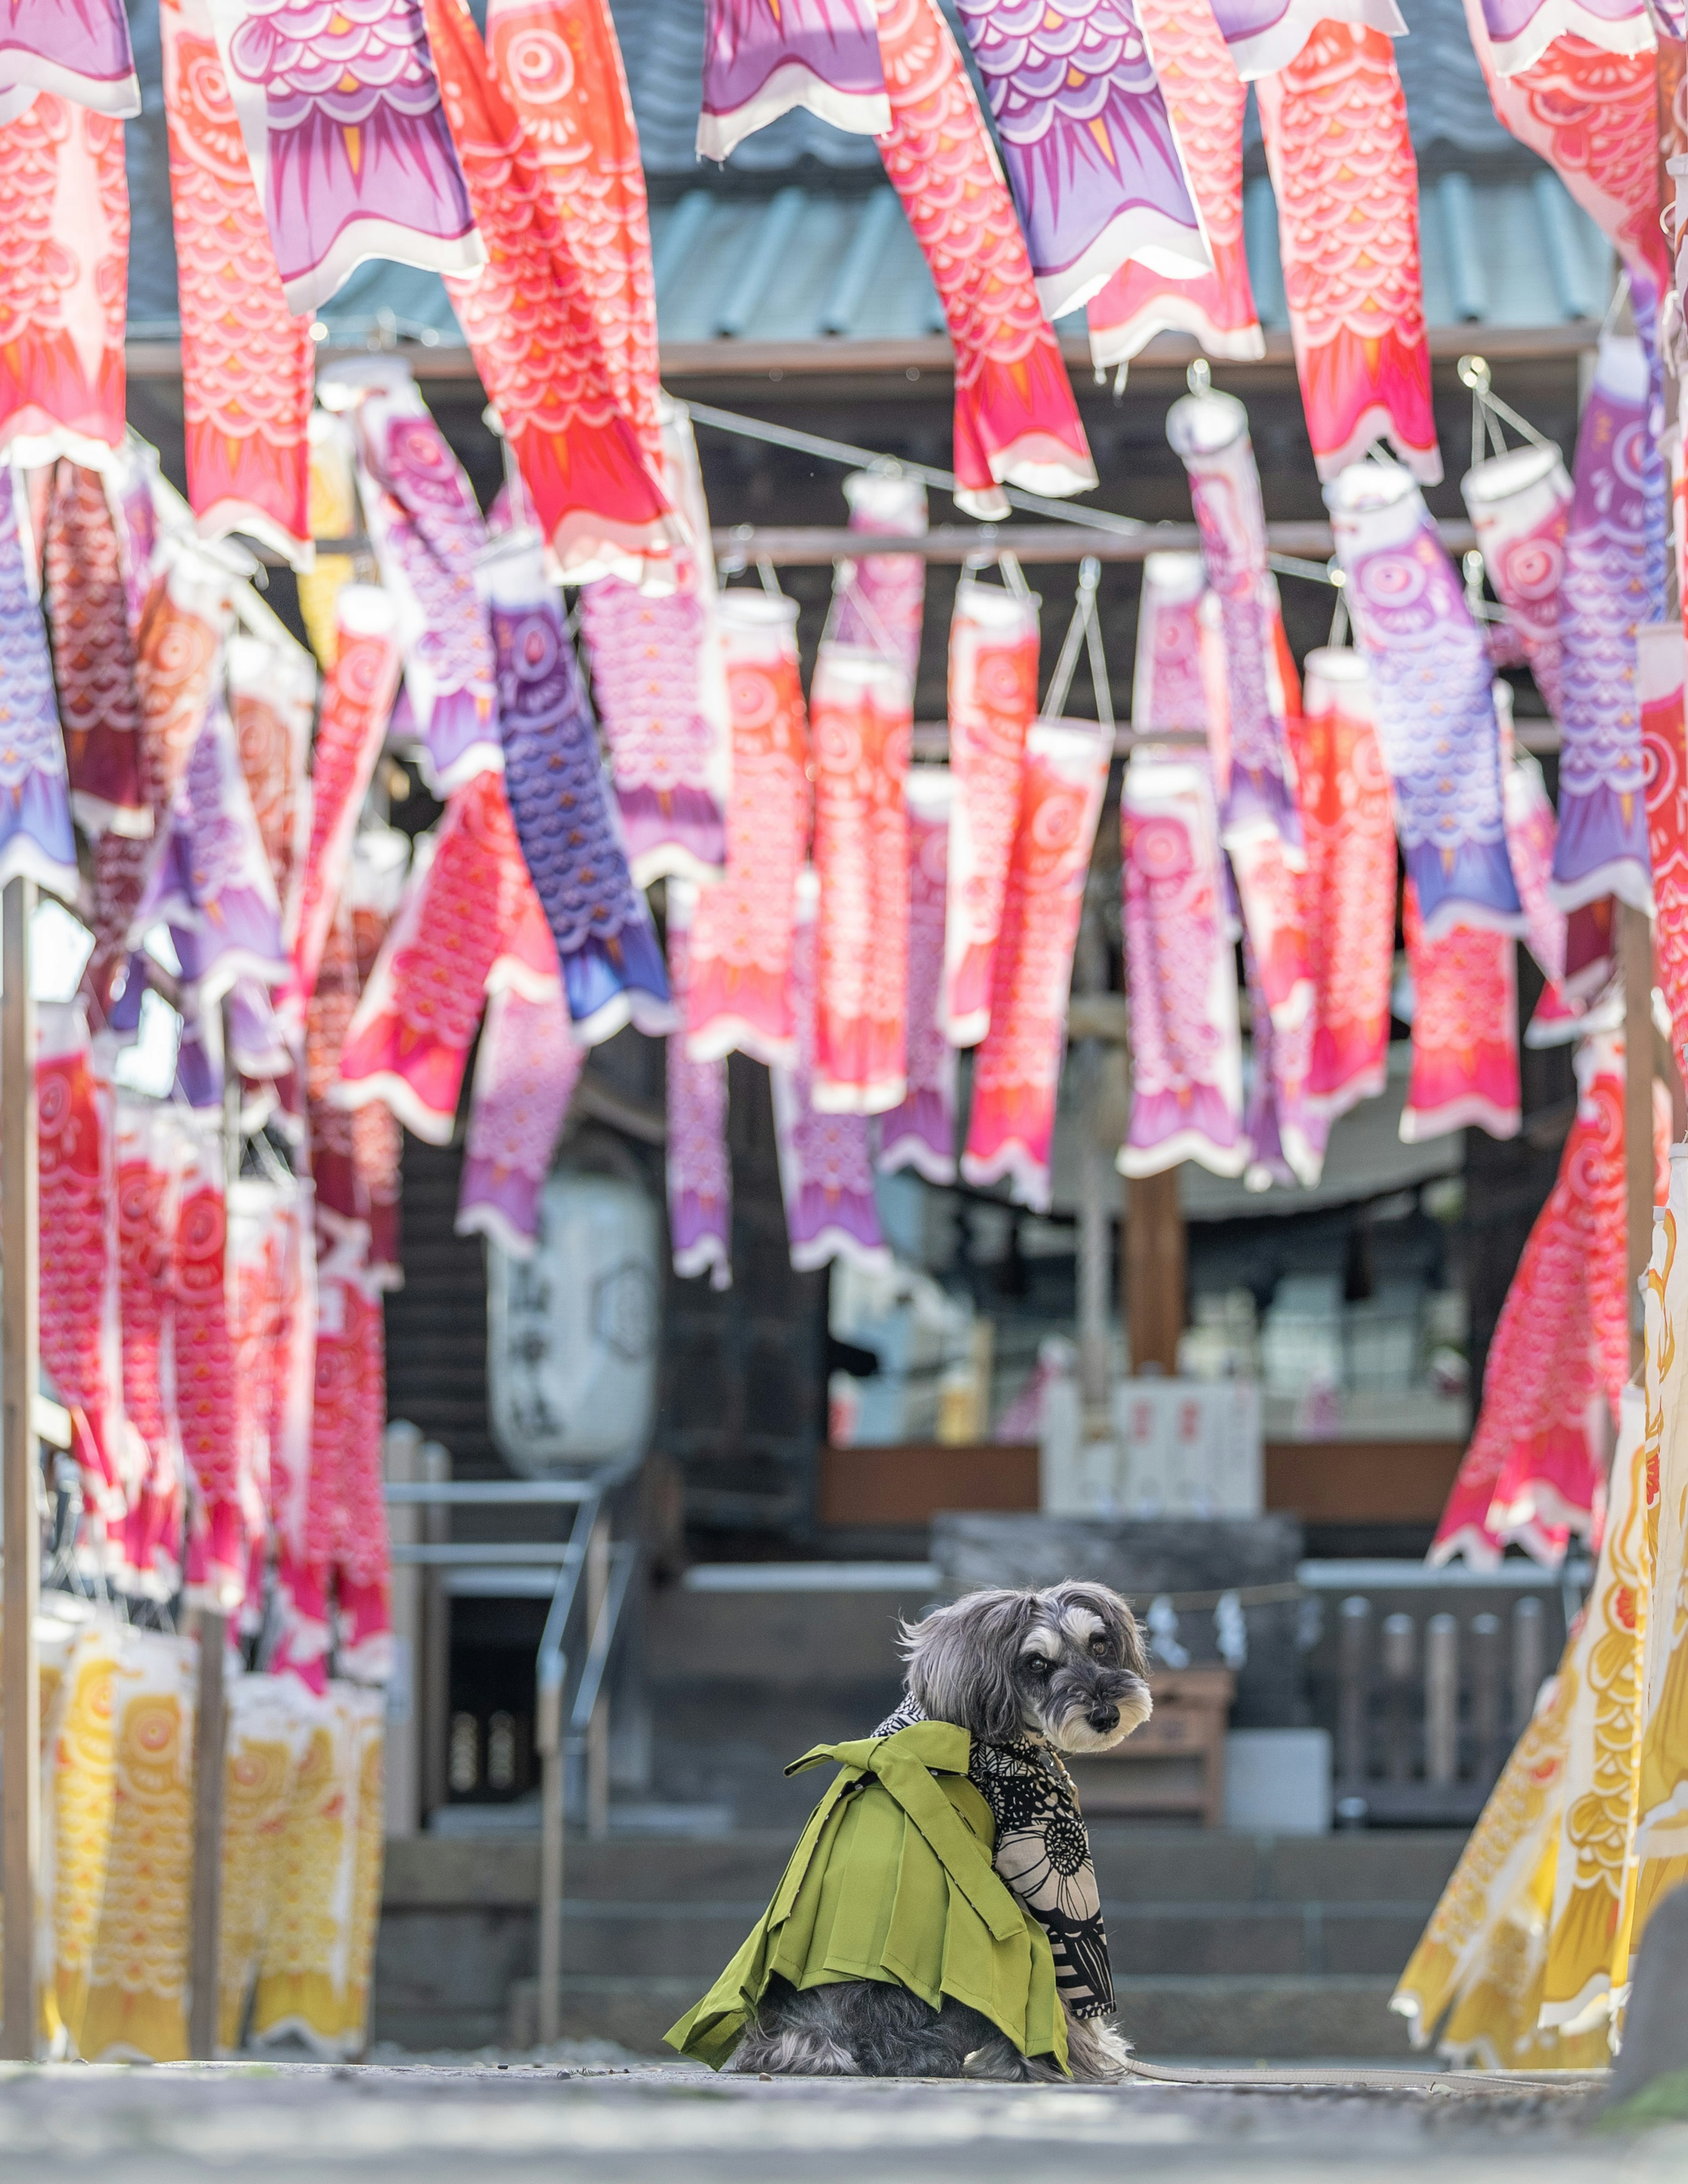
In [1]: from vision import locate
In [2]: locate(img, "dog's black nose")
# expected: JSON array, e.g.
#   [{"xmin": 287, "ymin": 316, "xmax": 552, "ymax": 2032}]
[{"xmin": 1088, "ymin": 1704, "xmax": 1120, "ymax": 1733}]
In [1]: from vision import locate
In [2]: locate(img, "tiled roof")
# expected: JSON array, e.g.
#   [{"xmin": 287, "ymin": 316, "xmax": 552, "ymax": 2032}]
[{"xmin": 120, "ymin": 0, "xmax": 1611, "ymax": 351}]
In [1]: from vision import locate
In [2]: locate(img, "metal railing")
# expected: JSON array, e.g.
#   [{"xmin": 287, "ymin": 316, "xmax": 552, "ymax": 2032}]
[{"xmin": 382, "ymin": 1452, "xmax": 641, "ymax": 2046}]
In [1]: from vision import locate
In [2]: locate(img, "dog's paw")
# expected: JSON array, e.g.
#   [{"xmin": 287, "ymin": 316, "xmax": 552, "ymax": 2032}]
[{"xmin": 1063, "ymin": 2013, "xmax": 1133, "ymax": 2082}]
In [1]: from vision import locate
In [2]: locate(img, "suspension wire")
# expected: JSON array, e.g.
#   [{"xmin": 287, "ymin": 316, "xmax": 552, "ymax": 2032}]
[{"xmin": 683, "ymin": 398, "xmax": 1146, "ymax": 540}]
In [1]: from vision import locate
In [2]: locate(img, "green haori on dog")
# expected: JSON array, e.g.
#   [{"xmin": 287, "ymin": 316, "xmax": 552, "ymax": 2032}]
[{"xmin": 664, "ymin": 1719, "xmax": 1069, "ymax": 2074}]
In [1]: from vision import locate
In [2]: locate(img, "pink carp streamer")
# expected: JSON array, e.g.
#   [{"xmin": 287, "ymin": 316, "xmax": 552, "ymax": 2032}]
[
  {"xmin": 337, "ymin": 771, "xmax": 529, "ymax": 1143},
  {"xmin": 1462, "ymin": 3, "xmax": 1666, "ymax": 297},
  {"xmin": 953, "ymin": 0, "xmax": 1207, "ymax": 323},
  {"xmin": 228, "ymin": 615, "xmax": 316, "ymax": 943},
  {"xmin": 1120, "ymin": 749, "xmax": 1246, "ymax": 1178},
  {"xmin": 880, "ymin": 767, "xmax": 958, "ymax": 1183},
  {"xmin": 487, "ymin": 0, "xmax": 662, "ymax": 461},
  {"xmin": 1641, "ymin": 621, "xmax": 1688, "ymax": 1064},
  {"xmin": 1166, "ymin": 392, "xmax": 1300, "ymax": 854},
  {"xmin": 161, "ymin": 0, "xmax": 313, "ymax": 567},
  {"xmin": 424, "ymin": 0, "xmax": 674, "ymax": 585},
  {"xmin": 1550, "ymin": 334, "xmax": 1658, "ymax": 916},
  {"xmin": 1462, "ymin": 440, "xmax": 1572, "ymax": 720},
  {"xmin": 687, "ymin": 591, "xmax": 812, "ymax": 1067},
  {"xmin": 1504, "ymin": 744, "xmax": 1568, "ymax": 996},
  {"xmin": 874, "ymin": 0, "xmax": 1095, "ymax": 517},
  {"xmin": 943, "ymin": 578, "xmax": 1040, "ymax": 1044},
  {"xmin": 833, "ymin": 469, "xmax": 927, "ymax": 686},
  {"xmin": 226, "ymin": 1169, "xmax": 315, "ymax": 1621},
  {"xmin": 329, "ymin": 357, "xmax": 500, "ymax": 794},
  {"xmin": 209, "ymin": 0, "xmax": 484, "ymax": 316},
  {"xmin": 665, "ymin": 879, "xmax": 733, "ymax": 1287},
  {"xmin": 115, "ymin": 1097, "xmax": 186, "ymax": 1599},
  {"xmin": 89, "ymin": 536, "xmax": 236, "ymax": 1014},
  {"xmin": 811, "ymin": 646, "xmax": 912, "ymax": 1114},
  {"xmin": 1240, "ymin": 923, "xmax": 1319, "ymax": 1190},
  {"xmin": 961, "ymin": 718, "xmax": 1110, "ymax": 1210},
  {"xmin": 0, "ymin": 94, "xmax": 128, "ymax": 459},
  {"xmin": 1120, "ymin": 552, "xmax": 1245, "ymax": 1179},
  {"xmin": 1205, "ymin": 0, "xmax": 1403, "ymax": 79},
  {"xmin": 699, "ymin": 0, "xmax": 889, "ymax": 157},
  {"xmin": 1470, "ymin": 0, "xmax": 1653, "ymax": 82},
  {"xmin": 1432, "ymin": 1034, "xmax": 1634, "ymax": 1566},
  {"xmin": 40, "ymin": 460, "xmax": 147, "ymax": 839},
  {"xmin": 1255, "ymin": 23, "xmax": 1439, "ymax": 485},
  {"xmin": 173, "ymin": 1108, "xmax": 247, "ymax": 1609},
  {"xmin": 1327, "ymin": 458, "xmax": 1521, "ymax": 940},
  {"xmin": 38, "ymin": 1004, "xmax": 130, "ymax": 1552},
  {"xmin": 1294, "ymin": 647, "xmax": 1396, "ymax": 1126},
  {"xmin": 0, "ymin": 0, "xmax": 140, "ymax": 113},
  {"xmin": 457, "ymin": 981, "xmax": 585, "ymax": 1257},
  {"xmin": 771, "ymin": 870, "xmax": 892, "ymax": 1274},
  {"xmin": 290, "ymin": 585, "xmax": 403, "ymax": 1005},
  {"xmin": 1167, "ymin": 393, "xmax": 1313, "ymax": 1036},
  {"xmin": 579, "ymin": 400, "xmax": 732, "ymax": 887},
  {"xmin": 1087, "ymin": 0, "xmax": 1262, "ymax": 366},
  {"xmin": 1400, "ymin": 882, "xmax": 1521, "ymax": 1145}
]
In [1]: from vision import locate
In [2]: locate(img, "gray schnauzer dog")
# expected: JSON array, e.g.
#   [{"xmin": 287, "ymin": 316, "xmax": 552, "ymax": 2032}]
[{"xmin": 728, "ymin": 1581, "xmax": 1152, "ymax": 2081}]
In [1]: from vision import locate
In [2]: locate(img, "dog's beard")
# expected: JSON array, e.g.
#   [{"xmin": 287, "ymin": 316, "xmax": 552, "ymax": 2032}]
[{"xmin": 1026, "ymin": 1678, "xmax": 1153, "ymax": 1753}]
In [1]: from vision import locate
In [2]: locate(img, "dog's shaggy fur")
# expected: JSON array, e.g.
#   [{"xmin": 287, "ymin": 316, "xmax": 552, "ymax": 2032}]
[{"xmin": 727, "ymin": 1582, "xmax": 1151, "ymax": 2081}]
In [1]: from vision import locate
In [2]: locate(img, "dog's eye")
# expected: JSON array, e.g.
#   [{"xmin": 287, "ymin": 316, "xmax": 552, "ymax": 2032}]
[
  {"xmin": 1026, "ymin": 1654, "xmax": 1052, "ymax": 1675},
  {"xmin": 1090, "ymin": 1636, "xmax": 1110, "ymax": 1659}
]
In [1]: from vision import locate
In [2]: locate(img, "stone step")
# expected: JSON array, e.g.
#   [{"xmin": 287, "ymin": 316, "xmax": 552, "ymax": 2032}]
[
  {"xmin": 382, "ymin": 1826, "xmax": 1467, "ymax": 1910},
  {"xmin": 477, "ymin": 1975, "xmax": 1419, "ymax": 2064},
  {"xmin": 374, "ymin": 1829, "xmax": 1452, "ymax": 2048}
]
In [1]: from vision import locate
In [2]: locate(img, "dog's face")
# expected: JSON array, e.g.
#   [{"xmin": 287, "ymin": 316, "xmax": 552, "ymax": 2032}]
[{"xmin": 900, "ymin": 1582, "xmax": 1153, "ymax": 1753}]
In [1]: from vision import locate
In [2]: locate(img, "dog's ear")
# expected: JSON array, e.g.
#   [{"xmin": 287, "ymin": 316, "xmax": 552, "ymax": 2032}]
[
  {"xmin": 1060, "ymin": 1581, "xmax": 1150, "ymax": 1680},
  {"xmin": 899, "ymin": 1589, "xmax": 1036, "ymax": 1744}
]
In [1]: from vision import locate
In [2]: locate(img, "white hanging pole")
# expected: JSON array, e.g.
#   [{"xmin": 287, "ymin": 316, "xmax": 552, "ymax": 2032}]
[{"xmin": 1, "ymin": 875, "xmax": 39, "ymax": 2061}]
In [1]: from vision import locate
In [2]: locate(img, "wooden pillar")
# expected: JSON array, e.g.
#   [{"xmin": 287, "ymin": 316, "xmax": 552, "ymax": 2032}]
[
  {"xmin": 187, "ymin": 1610, "xmax": 227, "ymax": 2058},
  {"xmin": 1, "ymin": 877, "xmax": 38, "ymax": 2061},
  {"xmin": 383, "ymin": 1422, "xmax": 422, "ymax": 1839},
  {"xmin": 1623, "ymin": 902, "xmax": 1656, "ymax": 1373},
  {"xmin": 1124, "ymin": 1167, "xmax": 1186, "ymax": 1377}
]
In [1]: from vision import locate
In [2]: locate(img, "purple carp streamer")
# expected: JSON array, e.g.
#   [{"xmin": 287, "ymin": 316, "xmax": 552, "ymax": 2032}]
[
  {"xmin": 209, "ymin": 0, "xmax": 484, "ymax": 314},
  {"xmin": 1205, "ymin": 0, "xmax": 1403, "ymax": 78},
  {"xmin": 1550, "ymin": 334, "xmax": 1660, "ymax": 916},
  {"xmin": 0, "ymin": 0, "xmax": 140, "ymax": 113},
  {"xmin": 483, "ymin": 539, "xmax": 676, "ymax": 1044},
  {"xmin": 328, "ymin": 358, "xmax": 500, "ymax": 795},
  {"xmin": 698, "ymin": 0, "xmax": 889, "ymax": 158},
  {"xmin": 0, "ymin": 473, "xmax": 78, "ymax": 898},
  {"xmin": 771, "ymin": 870, "xmax": 891, "ymax": 1275},
  {"xmin": 952, "ymin": 0, "xmax": 1207, "ymax": 321},
  {"xmin": 665, "ymin": 879, "xmax": 732, "ymax": 1288},
  {"xmin": 1327, "ymin": 458, "xmax": 1523, "ymax": 940}
]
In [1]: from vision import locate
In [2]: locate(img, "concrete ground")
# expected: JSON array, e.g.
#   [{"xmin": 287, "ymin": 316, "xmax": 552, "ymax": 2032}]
[{"xmin": 0, "ymin": 2057, "xmax": 1681, "ymax": 2183}]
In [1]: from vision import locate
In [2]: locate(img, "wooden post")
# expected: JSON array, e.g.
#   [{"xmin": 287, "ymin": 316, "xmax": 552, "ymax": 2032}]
[
  {"xmin": 1, "ymin": 876, "xmax": 39, "ymax": 2060},
  {"xmin": 1336, "ymin": 1595, "xmax": 1372, "ymax": 1795},
  {"xmin": 1424, "ymin": 1613, "xmax": 1459, "ymax": 1788},
  {"xmin": 585, "ymin": 1519, "xmax": 610, "ymax": 1842},
  {"xmin": 535, "ymin": 1661, "xmax": 564, "ymax": 2047},
  {"xmin": 1623, "ymin": 901, "xmax": 1656, "ymax": 1374},
  {"xmin": 1379, "ymin": 1613, "xmax": 1415, "ymax": 1784},
  {"xmin": 383, "ymin": 1423, "xmax": 422, "ymax": 1839},
  {"xmin": 1512, "ymin": 1595, "xmax": 1546, "ymax": 1733},
  {"xmin": 187, "ymin": 1610, "xmax": 227, "ymax": 2058},
  {"xmin": 1124, "ymin": 1168, "xmax": 1186, "ymax": 1376},
  {"xmin": 420, "ymin": 1441, "xmax": 450, "ymax": 1823}
]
